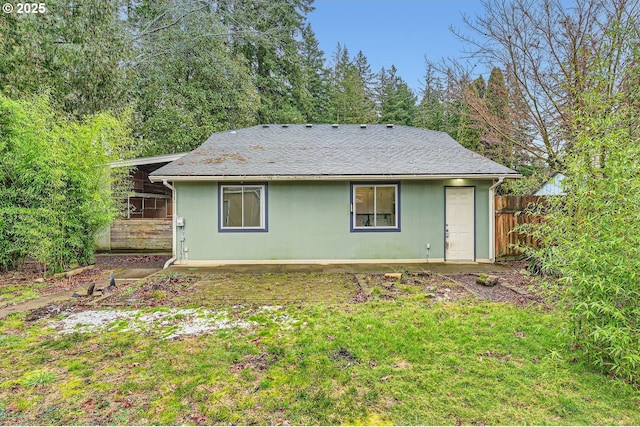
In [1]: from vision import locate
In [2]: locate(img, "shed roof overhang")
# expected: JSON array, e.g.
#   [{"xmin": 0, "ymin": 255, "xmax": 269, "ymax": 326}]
[{"xmin": 110, "ymin": 152, "xmax": 187, "ymax": 168}]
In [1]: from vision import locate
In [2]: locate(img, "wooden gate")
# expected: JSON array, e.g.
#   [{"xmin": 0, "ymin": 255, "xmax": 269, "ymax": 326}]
[{"xmin": 495, "ymin": 196, "xmax": 545, "ymax": 259}]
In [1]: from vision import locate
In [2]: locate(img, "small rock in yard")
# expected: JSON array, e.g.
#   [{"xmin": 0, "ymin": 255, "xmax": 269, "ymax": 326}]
[
  {"xmin": 476, "ymin": 274, "xmax": 499, "ymax": 287},
  {"xmin": 384, "ymin": 273, "xmax": 402, "ymax": 281}
]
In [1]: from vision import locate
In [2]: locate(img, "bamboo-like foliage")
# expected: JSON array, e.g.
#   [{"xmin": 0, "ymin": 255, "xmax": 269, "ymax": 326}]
[
  {"xmin": 520, "ymin": 38, "xmax": 640, "ymax": 383},
  {"xmin": 0, "ymin": 95, "xmax": 134, "ymax": 273}
]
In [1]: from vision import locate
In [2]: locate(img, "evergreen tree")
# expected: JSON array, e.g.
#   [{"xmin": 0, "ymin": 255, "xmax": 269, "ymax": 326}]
[
  {"xmin": 218, "ymin": 0, "xmax": 314, "ymax": 123},
  {"xmin": 377, "ymin": 66, "xmax": 417, "ymax": 126},
  {"xmin": 415, "ymin": 64, "xmax": 446, "ymax": 131},
  {"xmin": 458, "ymin": 0, "xmax": 638, "ymax": 170},
  {"xmin": 298, "ymin": 24, "xmax": 332, "ymax": 123},
  {"xmin": 457, "ymin": 76, "xmax": 485, "ymax": 153},
  {"xmin": 353, "ymin": 50, "xmax": 378, "ymax": 108},
  {"xmin": 0, "ymin": 0, "xmax": 130, "ymax": 116},
  {"xmin": 329, "ymin": 44, "xmax": 377, "ymax": 124},
  {"xmin": 485, "ymin": 68, "xmax": 507, "ymax": 117},
  {"xmin": 132, "ymin": 0, "xmax": 259, "ymax": 155},
  {"xmin": 484, "ymin": 67, "xmax": 517, "ymax": 167},
  {"xmin": 472, "ymin": 75, "xmax": 486, "ymax": 99}
]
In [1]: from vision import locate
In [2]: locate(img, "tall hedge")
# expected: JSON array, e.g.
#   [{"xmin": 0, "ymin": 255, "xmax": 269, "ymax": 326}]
[{"xmin": 0, "ymin": 95, "xmax": 133, "ymax": 272}]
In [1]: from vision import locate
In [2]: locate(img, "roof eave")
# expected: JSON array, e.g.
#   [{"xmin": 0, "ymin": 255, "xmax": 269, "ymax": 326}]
[
  {"xmin": 149, "ymin": 173, "xmax": 521, "ymax": 183},
  {"xmin": 111, "ymin": 152, "xmax": 188, "ymax": 168}
]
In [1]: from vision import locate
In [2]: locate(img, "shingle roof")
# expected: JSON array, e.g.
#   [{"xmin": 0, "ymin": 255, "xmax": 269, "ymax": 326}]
[{"xmin": 150, "ymin": 124, "xmax": 518, "ymax": 179}]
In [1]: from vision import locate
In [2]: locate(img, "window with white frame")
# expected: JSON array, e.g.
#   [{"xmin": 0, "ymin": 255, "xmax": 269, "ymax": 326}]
[
  {"xmin": 352, "ymin": 183, "xmax": 399, "ymax": 230},
  {"xmin": 220, "ymin": 184, "xmax": 266, "ymax": 231}
]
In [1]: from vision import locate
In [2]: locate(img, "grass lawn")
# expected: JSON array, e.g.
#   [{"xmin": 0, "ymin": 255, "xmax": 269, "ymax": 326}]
[
  {"xmin": 0, "ymin": 272, "xmax": 638, "ymax": 425},
  {"xmin": 0, "ymin": 283, "xmax": 46, "ymax": 307}
]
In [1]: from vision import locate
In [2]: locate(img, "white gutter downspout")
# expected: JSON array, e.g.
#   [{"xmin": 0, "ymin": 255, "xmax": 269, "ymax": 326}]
[
  {"xmin": 489, "ymin": 177, "xmax": 505, "ymax": 263},
  {"xmin": 162, "ymin": 179, "xmax": 177, "ymax": 269}
]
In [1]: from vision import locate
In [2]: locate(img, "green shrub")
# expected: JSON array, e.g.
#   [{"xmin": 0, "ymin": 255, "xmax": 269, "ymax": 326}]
[{"xmin": 0, "ymin": 94, "xmax": 134, "ymax": 272}]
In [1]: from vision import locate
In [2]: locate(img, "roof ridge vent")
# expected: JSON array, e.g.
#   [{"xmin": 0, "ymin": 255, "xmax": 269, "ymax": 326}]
[
  {"xmin": 282, "ymin": 124, "xmax": 289, "ymax": 128},
  {"xmin": 386, "ymin": 124, "xmax": 394, "ymax": 128},
  {"xmin": 305, "ymin": 123, "xmax": 313, "ymax": 128},
  {"xmin": 262, "ymin": 124, "xmax": 269, "ymax": 128},
  {"xmin": 360, "ymin": 124, "xmax": 367, "ymax": 129},
  {"xmin": 331, "ymin": 124, "xmax": 339, "ymax": 128}
]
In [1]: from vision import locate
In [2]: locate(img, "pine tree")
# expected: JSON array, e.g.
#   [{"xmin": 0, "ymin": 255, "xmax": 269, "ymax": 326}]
[
  {"xmin": 298, "ymin": 24, "xmax": 332, "ymax": 123},
  {"xmin": 377, "ymin": 66, "xmax": 417, "ymax": 126},
  {"xmin": 415, "ymin": 64, "xmax": 446, "ymax": 131},
  {"xmin": 484, "ymin": 67, "xmax": 516, "ymax": 167},
  {"xmin": 353, "ymin": 50, "xmax": 377, "ymax": 109},
  {"xmin": 329, "ymin": 44, "xmax": 377, "ymax": 124}
]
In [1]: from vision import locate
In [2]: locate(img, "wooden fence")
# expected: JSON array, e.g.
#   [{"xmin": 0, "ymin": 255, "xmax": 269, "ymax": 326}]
[
  {"xmin": 109, "ymin": 219, "xmax": 173, "ymax": 251},
  {"xmin": 495, "ymin": 195, "xmax": 545, "ymax": 259}
]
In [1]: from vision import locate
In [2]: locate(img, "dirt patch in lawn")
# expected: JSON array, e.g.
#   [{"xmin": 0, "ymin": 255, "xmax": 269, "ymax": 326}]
[
  {"xmin": 231, "ymin": 352, "xmax": 281, "ymax": 372},
  {"xmin": 443, "ymin": 269, "xmax": 545, "ymax": 306},
  {"xmin": 0, "ymin": 255, "xmax": 170, "ymax": 310},
  {"xmin": 103, "ymin": 273, "xmax": 199, "ymax": 308},
  {"xmin": 17, "ymin": 272, "xmax": 197, "ymax": 322},
  {"xmin": 94, "ymin": 254, "xmax": 170, "ymax": 269},
  {"xmin": 355, "ymin": 272, "xmax": 471, "ymax": 304},
  {"xmin": 351, "ymin": 268, "xmax": 547, "ymax": 307},
  {"xmin": 24, "ymin": 301, "xmax": 79, "ymax": 321}
]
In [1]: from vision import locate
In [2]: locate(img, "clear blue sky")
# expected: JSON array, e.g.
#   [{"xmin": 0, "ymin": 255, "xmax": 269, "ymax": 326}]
[{"xmin": 307, "ymin": 0, "xmax": 486, "ymax": 95}]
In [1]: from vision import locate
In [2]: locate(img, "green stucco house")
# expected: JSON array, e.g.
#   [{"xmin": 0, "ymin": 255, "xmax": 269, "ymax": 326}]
[{"xmin": 149, "ymin": 124, "xmax": 518, "ymax": 265}]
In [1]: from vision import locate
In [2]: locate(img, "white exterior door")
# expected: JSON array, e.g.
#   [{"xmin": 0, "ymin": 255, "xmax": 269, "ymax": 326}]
[{"xmin": 445, "ymin": 187, "xmax": 475, "ymax": 261}]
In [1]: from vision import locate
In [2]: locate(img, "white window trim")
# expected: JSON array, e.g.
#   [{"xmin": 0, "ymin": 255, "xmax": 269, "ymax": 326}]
[
  {"xmin": 220, "ymin": 184, "xmax": 266, "ymax": 231},
  {"xmin": 352, "ymin": 183, "xmax": 399, "ymax": 230}
]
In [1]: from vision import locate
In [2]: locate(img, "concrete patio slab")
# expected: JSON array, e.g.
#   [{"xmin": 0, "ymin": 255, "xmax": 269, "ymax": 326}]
[{"xmin": 164, "ymin": 262, "xmax": 514, "ymax": 275}]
